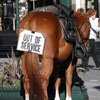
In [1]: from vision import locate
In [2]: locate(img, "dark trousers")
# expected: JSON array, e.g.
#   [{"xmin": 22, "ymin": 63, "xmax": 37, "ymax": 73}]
[{"xmin": 82, "ymin": 39, "xmax": 99, "ymax": 68}]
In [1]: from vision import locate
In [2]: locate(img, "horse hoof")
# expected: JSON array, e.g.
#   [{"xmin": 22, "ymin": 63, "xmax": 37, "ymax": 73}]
[
  {"xmin": 65, "ymin": 99, "xmax": 72, "ymax": 100},
  {"xmin": 54, "ymin": 96, "xmax": 60, "ymax": 100},
  {"xmin": 65, "ymin": 97, "xmax": 72, "ymax": 100}
]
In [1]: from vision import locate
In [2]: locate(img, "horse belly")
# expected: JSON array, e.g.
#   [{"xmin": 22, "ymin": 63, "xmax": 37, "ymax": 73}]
[{"xmin": 58, "ymin": 42, "xmax": 72, "ymax": 61}]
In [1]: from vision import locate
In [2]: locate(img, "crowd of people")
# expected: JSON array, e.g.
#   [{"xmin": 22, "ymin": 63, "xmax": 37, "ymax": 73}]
[{"xmin": 77, "ymin": 8, "xmax": 100, "ymax": 71}]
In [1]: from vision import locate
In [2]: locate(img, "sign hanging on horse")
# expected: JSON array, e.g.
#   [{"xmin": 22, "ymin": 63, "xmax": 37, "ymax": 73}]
[{"xmin": 17, "ymin": 30, "xmax": 45, "ymax": 55}]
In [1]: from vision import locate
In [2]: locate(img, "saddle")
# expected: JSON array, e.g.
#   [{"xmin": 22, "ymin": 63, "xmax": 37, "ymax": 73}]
[
  {"xmin": 33, "ymin": 5, "xmax": 58, "ymax": 15},
  {"xmin": 33, "ymin": 4, "xmax": 76, "ymax": 42},
  {"xmin": 56, "ymin": 5, "xmax": 76, "ymax": 42}
]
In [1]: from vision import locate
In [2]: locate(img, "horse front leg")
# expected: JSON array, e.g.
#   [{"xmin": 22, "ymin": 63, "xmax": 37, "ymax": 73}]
[
  {"xmin": 41, "ymin": 58, "xmax": 53, "ymax": 100},
  {"xmin": 54, "ymin": 64, "xmax": 61, "ymax": 100},
  {"xmin": 65, "ymin": 60, "xmax": 77, "ymax": 100}
]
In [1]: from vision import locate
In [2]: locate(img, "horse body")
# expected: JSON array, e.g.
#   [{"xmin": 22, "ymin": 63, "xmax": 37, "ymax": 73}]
[
  {"xmin": 17, "ymin": 11, "xmax": 62, "ymax": 100},
  {"xmin": 17, "ymin": 10, "xmax": 90, "ymax": 100}
]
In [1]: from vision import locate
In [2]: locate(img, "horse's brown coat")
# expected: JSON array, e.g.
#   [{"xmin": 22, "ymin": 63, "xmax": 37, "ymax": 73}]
[{"xmin": 17, "ymin": 11, "xmax": 90, "ymax": 100}]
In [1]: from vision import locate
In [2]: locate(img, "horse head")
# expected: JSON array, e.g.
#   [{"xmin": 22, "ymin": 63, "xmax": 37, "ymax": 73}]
[{"xmin": 73, "ymin": 12, "xmax": 90, "ymax": 58}]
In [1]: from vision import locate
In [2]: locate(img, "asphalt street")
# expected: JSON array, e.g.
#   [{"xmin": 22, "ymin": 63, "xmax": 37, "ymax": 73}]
[{"xmin": 78, "ymin": 57, "xmax": 100, "ymax": 100}]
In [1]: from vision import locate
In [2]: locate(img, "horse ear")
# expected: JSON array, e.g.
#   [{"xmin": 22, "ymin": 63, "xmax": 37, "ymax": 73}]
[{"xmin": 73, "ymin": 12, "xmax": 82, "ymax": 17}]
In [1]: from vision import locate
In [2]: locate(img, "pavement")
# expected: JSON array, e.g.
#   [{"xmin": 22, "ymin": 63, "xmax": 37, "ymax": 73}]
[
  {"xmin": 78, "ymin": 57, "xmax": 100, "ymax": 100},
  {"xmin": 0, "ymin": 40, "xmax": 100, "ymax": 100}
]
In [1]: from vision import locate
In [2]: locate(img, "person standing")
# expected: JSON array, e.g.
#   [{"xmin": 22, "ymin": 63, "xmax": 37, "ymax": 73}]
[
  {"xmin": 82, "ymin": 8, "xmax": 100, "ymax": 71},
  {"xmin": 87, "ymin": 8, "xmax": 100, "ymax": 39}
]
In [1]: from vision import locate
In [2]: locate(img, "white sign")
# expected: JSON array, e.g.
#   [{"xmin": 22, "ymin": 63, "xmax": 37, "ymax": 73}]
[{"xmin": 17, "ymin": 30, "xmax": 45, "ymax": 55}]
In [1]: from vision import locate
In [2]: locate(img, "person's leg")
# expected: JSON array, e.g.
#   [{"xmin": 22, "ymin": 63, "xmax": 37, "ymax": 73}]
[
  {"xmin": 81, "ymin": 56, "xmax": 89, "ymax": 71},
  {"xmin": 91, "ymin": 41, "xmax": 100, "ymax": 68},
  {"xmin": 81, "ymin": 39, "xmax": 95, "ymax": 71}
]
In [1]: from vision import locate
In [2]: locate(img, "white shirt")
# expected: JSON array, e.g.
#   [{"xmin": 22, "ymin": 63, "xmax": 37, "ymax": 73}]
[{"xmin": 89, "ymin": 17, "xmax": 100, "ymax": 39}]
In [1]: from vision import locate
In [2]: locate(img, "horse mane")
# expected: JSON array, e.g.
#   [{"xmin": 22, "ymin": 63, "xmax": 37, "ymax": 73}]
[
  {"xmin": 73, "ymin": 12, "xmax": 88, "ymax": 26},
  {"xmin": 74, "ymin": 12, "xmax": 87, "ymax": 17}
]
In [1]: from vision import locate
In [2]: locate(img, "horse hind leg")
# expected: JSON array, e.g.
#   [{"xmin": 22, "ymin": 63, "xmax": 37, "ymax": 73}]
[
  {"xmin": 21, "ymin": 55, "xmax": 30, "ymax": 100},
  {"xmin": 23, "ymin": 75, "xmax": 30, "ymax": 100},
  {"xmin": 54, "ymin": 77, "xmax": 61, "ymax": 100},
  {"xmin": 41, "ymin": 57, "xmax": 54, "ymax": 100}
]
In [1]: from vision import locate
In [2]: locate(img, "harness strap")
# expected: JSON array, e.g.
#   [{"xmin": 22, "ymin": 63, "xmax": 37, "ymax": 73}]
[
  {"xmin": 73, "ymin": 16, "xmax": 89, "ymax": 58},
  {"xmin": 59, "ymin": 17, "xmax": 76, "ymax": 42},
  {"xmin": 90, "ymin": 27, "xmax": 97, "ymax": 34}
]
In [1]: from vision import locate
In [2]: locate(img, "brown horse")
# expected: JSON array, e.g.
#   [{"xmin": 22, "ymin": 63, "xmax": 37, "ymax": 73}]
[{"xmin": 17, "ymin": 7, "xmax": 90, "ymax": 100}]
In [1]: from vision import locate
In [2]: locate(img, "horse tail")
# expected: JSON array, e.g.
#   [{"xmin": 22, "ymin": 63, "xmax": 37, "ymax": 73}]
[{"xmin": 25, "ymin": 53, "xmax": 44, "ymax": 100}]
